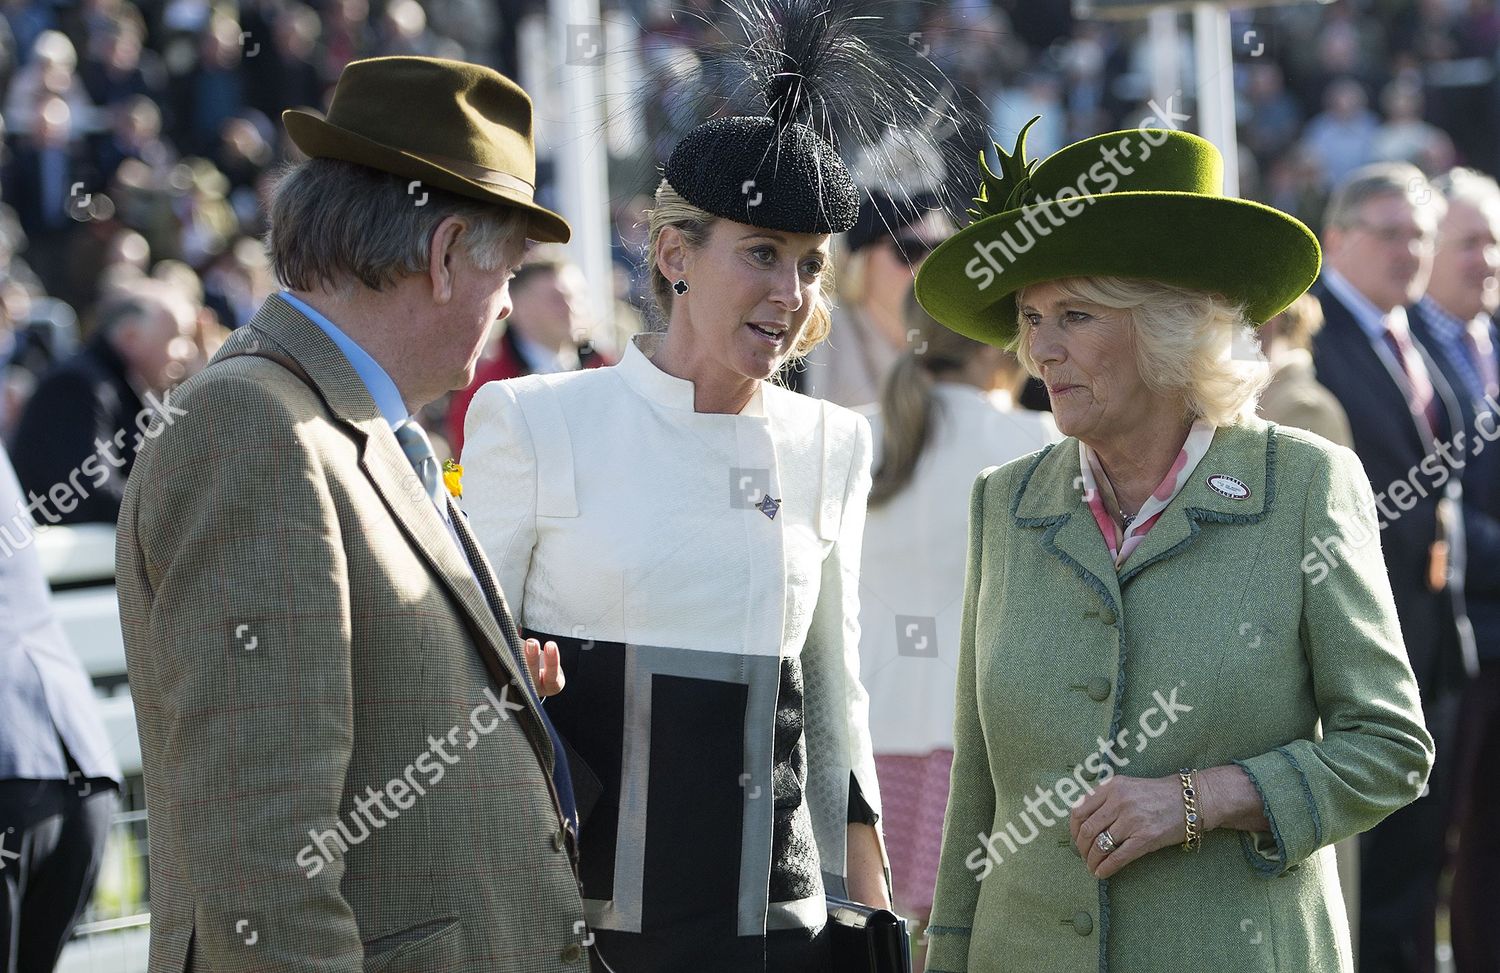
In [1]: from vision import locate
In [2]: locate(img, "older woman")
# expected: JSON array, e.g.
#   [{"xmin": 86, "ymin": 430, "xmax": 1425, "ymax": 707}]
[
  {"xmin": 459, "ymin": 9, "xmax": 911, "ymax": 969},
  {"xmin": 912, "ymin": 120, "xmax": 1433, "ymax": 973}
]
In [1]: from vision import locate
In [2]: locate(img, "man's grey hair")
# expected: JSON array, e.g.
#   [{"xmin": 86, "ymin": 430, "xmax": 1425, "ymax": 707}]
[
  {"xmin": 266, "ymin": 158, "xmax": 527, "ymax": 293},
  {"xmin": 1432, "ymin": 167, "xmax": 1500, "ymax": 225},
  {"xmin": 1323, "ymin": 161, "xmax": 1447, "ymax": 232}
]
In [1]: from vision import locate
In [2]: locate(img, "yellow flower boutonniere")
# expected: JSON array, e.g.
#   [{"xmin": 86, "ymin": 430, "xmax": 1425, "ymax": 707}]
[{"xmin": 442, "ymin": 458, "xmax": 463, "ymax": 499}]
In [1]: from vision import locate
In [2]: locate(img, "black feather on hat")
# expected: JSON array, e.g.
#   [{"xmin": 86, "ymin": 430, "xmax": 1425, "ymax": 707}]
[{"xmin": 664, "ymin": 0, "xmax": 965, "ymax": 236}]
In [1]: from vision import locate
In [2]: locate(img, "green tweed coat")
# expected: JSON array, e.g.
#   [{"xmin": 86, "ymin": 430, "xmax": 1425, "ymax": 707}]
[{"xmin": 924, "ymin": 418, "xmax": 1432, "ymax": 973}]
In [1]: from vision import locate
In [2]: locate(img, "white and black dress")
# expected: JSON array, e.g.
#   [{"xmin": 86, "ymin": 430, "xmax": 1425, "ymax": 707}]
[{"xmin": 463, "ymin": 333, "xmax": 883, "ymax": 972}]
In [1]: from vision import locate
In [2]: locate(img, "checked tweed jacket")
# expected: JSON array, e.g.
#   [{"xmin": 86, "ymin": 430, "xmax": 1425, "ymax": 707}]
[{"xmin": 116, "ymin": 295, "xmax": 587, "ymax": 973}]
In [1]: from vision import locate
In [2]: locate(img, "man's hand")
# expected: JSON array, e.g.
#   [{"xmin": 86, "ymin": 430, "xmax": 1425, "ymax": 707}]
[{"xmin": 523, "ymin": 638, "xmax": 565, "ymax": 696}]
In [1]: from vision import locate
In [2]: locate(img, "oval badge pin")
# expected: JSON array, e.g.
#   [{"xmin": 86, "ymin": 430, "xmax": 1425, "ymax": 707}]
[{"xmin": 1207, "ymin": 474, "xmax": 1251, "ymax": 500}]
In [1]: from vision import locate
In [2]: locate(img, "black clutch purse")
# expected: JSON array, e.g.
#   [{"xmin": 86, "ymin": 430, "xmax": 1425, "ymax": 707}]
[{"xmin": 826, "ymin": 895, "xmax": 912, "ymax": 973}]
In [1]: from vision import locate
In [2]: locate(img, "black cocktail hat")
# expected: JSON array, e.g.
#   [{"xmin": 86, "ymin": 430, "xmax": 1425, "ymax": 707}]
[
  {"xmin": 663, "ymin": 0, "xmax": 964, "ymax": 236},
  {"xmin": 665, "ymin": 116, "xmax": 857, "ymax": 233}
]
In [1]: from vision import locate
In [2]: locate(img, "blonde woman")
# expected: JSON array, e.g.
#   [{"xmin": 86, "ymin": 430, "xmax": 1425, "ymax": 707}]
[
  {"xmin": 857, "ymin": 290, "xmax": 1059, "ymax": 950},
  {"xmin": 461, "ymin": 16, "xmax": 905, "ymax": 966},
  {"xmin": 913, "ymin": 121, "xmax": 1432, "ymax": 972}
]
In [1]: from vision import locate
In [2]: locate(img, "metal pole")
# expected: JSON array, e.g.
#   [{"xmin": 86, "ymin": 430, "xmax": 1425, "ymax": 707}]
[
  {"xmin": 1192, "ymin": 2, "xmax": 1239, "ymax": 196},
  {"xmin": 546, "ymin": 0, "xmax": 616, "ymax": 346},
  {"xmin": 1147, "ymin": 7, "xmax": 1179, "ymax": 118}
]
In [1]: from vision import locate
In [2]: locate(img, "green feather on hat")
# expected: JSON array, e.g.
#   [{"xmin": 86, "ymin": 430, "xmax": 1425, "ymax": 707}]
[{"xmin": 915, "ymin": 115, "xmax": 1322, "ymax": 349}]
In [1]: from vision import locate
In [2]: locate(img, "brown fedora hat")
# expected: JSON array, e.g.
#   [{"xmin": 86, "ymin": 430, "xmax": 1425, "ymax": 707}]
[{"xmin": 283, "ymin": 56, "xmax": 570, "ymax": 243}]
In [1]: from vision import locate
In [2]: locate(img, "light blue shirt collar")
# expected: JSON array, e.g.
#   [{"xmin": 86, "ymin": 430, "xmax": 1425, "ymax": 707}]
[
  {"xmin": 279, "ymin": 291, "xmax": 409, "ymax": 429},
  {"xmin": 1321, "ymin": 267, "xmax": 1398, "ymax": 344}
]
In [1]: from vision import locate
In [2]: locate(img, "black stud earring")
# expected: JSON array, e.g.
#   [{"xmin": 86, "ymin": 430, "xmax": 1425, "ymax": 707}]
[{"xmin": 673, "ymin": 279, "xmax": 689, "ymax": 295}]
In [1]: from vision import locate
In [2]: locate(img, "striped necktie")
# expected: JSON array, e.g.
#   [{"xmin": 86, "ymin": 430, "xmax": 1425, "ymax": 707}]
[{"xmin": 1382, "ymin": 318, "xmax": 1442, "ymax": 440}]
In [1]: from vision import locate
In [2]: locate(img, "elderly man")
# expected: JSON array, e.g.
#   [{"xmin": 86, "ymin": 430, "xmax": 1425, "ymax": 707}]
[
  {"xmin": 1311, "ymin": 161, "xmax": 1471, "ymax": 973},
  {"xmin": 116, "ymin": 57, "xmax": 589, "ymax": 972},
  {"xmin": 10, "ymin": 279, "xmax": 196, "ymax": 525},
  {"xmin": 1407, "ymin": 168, "xmax": 1500, "ymax": 973}
]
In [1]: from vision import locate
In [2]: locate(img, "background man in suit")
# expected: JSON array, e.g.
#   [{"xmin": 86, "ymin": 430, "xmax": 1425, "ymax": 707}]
[
  {"xmin": 1406, "ymin": 167, "xmax": 1500, "ymax": 973},
  {"xmin": 1311, "ymin": 161, "xmax": 1474, "ymax": 973},
  {"xmin": 0, "ymin": 448, "xmax": 122, "ymax": 973},
  {"xmin": 10, "ymin": 279, "xmax": 197, "ymax": 525},
  {"xmin": 116, "ymin": 57, "xmax": 588, "ymax": 972},
  {"xmin": 445, "ymin": 245, "xmax": 611, "ymax": 455}
]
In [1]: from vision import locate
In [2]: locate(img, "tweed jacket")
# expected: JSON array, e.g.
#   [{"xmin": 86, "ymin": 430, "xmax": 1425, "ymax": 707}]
[
  {"xmin": 924, "ymin": 418, "xmax": 1432, "ymax": 973},
  {"xmin": 1256, "ymin": 353, "xmax": 1353, "ymax": 449},
  {"xmin": 116, "ymin": 295, "xmax": 587, "ymax": 973}
]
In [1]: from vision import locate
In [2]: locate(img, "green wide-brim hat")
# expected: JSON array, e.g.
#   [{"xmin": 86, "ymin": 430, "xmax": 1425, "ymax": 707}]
[
  {"xmin": 284, "ymin": 56, "xmax": 571, "ymax": 244},
  {"xmin": 914, "ymin": 118, "xmax": 1320, "ymax": 348}
]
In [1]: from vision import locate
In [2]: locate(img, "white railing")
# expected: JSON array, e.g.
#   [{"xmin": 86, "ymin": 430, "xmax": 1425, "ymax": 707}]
[{"xmin": 39, "ymin": 523, "xmax": 151, "ymax": 971}]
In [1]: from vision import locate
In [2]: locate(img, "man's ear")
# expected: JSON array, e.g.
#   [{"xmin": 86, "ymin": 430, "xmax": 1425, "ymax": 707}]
[
  {"xmin": 655, "ymin": 225, "xmax": 690, "ymax": 286},
  {"xmin": 428, "ymin": 216, "xmax": 467, "ymax": 304}
]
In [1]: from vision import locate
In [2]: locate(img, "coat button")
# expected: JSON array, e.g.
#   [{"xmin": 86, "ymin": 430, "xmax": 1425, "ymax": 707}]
[
  {"xmin": 1085, "ymin": 677, "xmax": 1112, "ymax": 702},
  {"xmin": 1100, "ymin": 608, "xmax": 1117, "ymax": 626},
  {"xmin": 560, "ymin": 943, "xmax": 584, "ymax": 963},
  {"xmin": 1067, "ymin": 911, "xmax": 1093, "ymax": 936},
  {"xmin": 552, "ymin": 829, "xmax": 567, "ymax": 851}
]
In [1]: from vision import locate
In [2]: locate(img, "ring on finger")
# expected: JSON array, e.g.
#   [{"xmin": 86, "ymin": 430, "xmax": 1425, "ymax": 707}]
[{"xmin": 1095, "ymin": 830, "xmax": 1117, "ymax": 854}]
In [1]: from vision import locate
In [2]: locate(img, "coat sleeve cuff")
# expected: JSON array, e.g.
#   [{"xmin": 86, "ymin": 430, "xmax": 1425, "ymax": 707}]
[
  {"xmin": 1233, "ymin": 747, "xmax": 1322, "ymax": 875},
  {"xmin": 847, "ymin": 773, "xmax": 878, "ymax": 825},
  {"xmin": 923, "ymin": 924, "xmax": 971, "ymax": 972}
]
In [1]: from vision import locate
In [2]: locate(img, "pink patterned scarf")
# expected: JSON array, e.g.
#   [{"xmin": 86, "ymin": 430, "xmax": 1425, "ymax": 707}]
[{"xmin": 1078, "ymin": 418, "xmax": 1218, "ymax": 569}]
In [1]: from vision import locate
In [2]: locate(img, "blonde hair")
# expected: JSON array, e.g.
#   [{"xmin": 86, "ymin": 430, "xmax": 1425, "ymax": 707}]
[
  {"xmin": 1266, "ymin": 292, "xmax": 1326, "ymax": 351},
  {"xmin": 644, "ymin": 178, "xmax": 834, "ymax": 360},
  {"xmin": 870, "ymin": 289, "xmax": 1011, "ymax": 506},
  {"xmin": 836, "ymin": 245, "xmax": 870, "ymax": 305},
  {"xmin": 1014, "ymin": 276, "xmax": 1269, "ymax": 427}
]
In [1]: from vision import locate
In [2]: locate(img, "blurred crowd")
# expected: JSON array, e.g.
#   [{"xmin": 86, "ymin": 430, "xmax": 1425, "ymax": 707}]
[{"xmin": 4, "ymin": 0, "xmax": 1500, "ymax": 469}]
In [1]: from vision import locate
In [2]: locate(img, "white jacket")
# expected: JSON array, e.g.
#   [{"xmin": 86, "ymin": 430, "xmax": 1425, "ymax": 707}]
[
  {"xmin": 858, "ymin": 383, "xmax": 1060, "ymax": 755},
  {"xmin": 462, "ymin": 333, "xmax": 882, "ymax": 944}
]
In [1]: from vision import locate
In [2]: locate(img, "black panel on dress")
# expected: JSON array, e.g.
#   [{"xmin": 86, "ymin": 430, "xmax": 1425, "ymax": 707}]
[
  {"xmin": 531, "ymin": 630, "xmax": 830, "ymax": 973},
  {"xmin": 769, "ymin": 655, "xmax": 820, "ymax": 904},
  {"xmin": 533, "ymin": 629, "xmax": 626, "ymax": 896}
]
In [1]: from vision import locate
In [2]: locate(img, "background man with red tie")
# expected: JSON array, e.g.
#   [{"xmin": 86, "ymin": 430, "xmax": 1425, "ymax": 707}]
[
  {"xmin": 1311, "ymin": 160, "xmax": 1474, "ymax": 973},
  {"xmin": 1407, "ymin": 167, "xmax": 1500, "ymax": 973}
]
